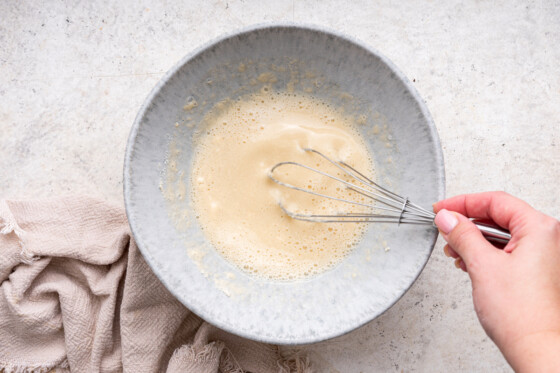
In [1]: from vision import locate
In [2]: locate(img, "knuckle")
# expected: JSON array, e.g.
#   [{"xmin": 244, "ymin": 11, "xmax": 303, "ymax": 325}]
[
  {"xmin": 465, "ymin": 253, "xmax": 482, "ymax": 273},
  {"xmin": 542, "ymin": 216, "xmax": 560, "ymax": 238}
]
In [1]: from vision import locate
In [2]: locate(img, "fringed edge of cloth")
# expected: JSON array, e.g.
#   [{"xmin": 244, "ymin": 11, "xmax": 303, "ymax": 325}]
[
  {"xmin": 0, "ymin": 200, "xmax": 39, "ymax": 264},
  {"xmin": 0, "ymin": 358, "xmax": 69, "ymax": 373},
  {"xmin": 278, "ymin": 351, "xmax": 313, "ymax": 373}
]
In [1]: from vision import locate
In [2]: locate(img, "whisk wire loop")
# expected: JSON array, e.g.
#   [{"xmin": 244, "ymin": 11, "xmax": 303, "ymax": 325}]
[
  {"xmin": 268, "ymin": 148, "xmax": 511, "ymax": 244},
  {"xmin": 268, "ymin": 148, "xmax": 435, "ymax": 225}
]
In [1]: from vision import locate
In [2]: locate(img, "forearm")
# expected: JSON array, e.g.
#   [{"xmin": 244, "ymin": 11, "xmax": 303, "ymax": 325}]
[{"xmin": 502, "ymin": 331, "xmax": 560, "ymax": 373}]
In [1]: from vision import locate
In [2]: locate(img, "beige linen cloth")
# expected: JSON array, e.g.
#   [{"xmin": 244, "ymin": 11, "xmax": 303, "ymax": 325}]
[{"xmin": 0, "ymin": 197, "xmax": 310, "ymax": 373}]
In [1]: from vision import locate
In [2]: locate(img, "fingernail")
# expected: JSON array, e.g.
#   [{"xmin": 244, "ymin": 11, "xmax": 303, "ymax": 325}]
[
  {"xmin": 454, "ymin": 257, "xmax": 462, "ymax": 269},
  {"xmin": 432, "ymin": 202, "xmax": 438, "ymax": 212},
  {"xmin": 434, "ymin": 209, "xmax": 458, "ymax": 234},
  {"xmin": 443, "ymin": 245, "xmax": 451, "ymax": 257}
]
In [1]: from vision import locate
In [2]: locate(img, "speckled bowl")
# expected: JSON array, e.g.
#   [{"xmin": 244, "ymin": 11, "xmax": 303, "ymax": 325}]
[{"xmin": 124, "ymin": 24, "xmax": 445, "ymax": 344}]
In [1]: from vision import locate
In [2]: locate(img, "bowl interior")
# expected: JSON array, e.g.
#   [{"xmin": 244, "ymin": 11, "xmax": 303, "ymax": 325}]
[{"xmin": 124, "ymin": 25, "xmax": 444, "ymax": 344}]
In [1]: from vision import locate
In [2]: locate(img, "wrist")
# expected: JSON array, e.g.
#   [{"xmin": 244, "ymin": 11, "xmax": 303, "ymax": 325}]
[{"xmin": 501, "ymin": 331, "xmax": 560, "ymax": 372}]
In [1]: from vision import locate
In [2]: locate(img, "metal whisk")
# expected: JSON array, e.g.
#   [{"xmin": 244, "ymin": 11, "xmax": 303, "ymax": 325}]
[{"xmin": 268, "ymin": 148, "xmax": 511, "ymax": 244}]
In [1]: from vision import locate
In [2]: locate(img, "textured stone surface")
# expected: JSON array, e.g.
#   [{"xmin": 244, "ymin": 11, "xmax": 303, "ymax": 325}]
[{"xmin": 1, "ymin": 1, "xmax": 558, "ymax": 371}]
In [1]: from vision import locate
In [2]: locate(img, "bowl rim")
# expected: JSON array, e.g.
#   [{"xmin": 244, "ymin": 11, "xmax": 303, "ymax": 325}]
[{"xmin": 123, "ymin": 22, "xmax": 445, "ymax": 344}]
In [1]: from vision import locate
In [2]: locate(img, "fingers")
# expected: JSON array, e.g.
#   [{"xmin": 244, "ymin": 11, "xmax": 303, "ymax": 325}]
[
  {"xmin": 433, "ymin": 192, "xmax": 537, "ymax": 233},
  {"xmin": 435, "ymin": 209, "xmax": 499, "ymax": 273},
  {"xmin": 444, "ymin": 244, "xmax": 467, "ymax": 272},
  {"xmin": 454, "ymin": 257, "xmax": 467, "ymax": 272},
  {"xmin": 444, "ymin": 245, "xmax": 467, "ymax": 272},
  {"xmin": 443, "ymin": 244, "xmax": 459, "ymax": 259}
]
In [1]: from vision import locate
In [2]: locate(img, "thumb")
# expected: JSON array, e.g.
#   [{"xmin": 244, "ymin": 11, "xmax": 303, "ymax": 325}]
[{"xmin": 434, "ymin": 209, "xmax": 497, "ymax": 273}]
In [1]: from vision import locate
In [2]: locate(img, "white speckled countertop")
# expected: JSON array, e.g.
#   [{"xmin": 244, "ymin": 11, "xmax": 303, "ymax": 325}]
[{"xmin": 1, "ymin": 1, "xmax": 558, "ymax": 371}]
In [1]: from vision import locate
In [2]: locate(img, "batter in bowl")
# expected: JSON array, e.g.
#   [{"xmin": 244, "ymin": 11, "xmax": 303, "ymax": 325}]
[{"xmin": 190, "ymin": 90, "xmax": 374, "ymax": 280}]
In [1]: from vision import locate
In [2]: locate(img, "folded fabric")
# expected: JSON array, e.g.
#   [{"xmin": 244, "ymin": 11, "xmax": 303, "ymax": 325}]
[{"xmin": 0, "ymin": 197, "xmax": 310, "ymax": 373}]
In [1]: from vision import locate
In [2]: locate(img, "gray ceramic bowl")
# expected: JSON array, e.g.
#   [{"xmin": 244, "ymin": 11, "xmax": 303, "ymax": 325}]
[{"xmin": 124, "ymin": 24, "xmax": 445, "ymax": 344}]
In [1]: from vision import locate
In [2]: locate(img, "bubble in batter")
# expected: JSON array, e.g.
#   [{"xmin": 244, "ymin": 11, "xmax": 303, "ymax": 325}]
[{"xmin": 190, "ymin": 90, "xmax": 374, "ymax": 280}]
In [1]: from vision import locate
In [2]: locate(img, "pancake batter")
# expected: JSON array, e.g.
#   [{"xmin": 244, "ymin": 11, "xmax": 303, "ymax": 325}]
[{"xmin": 190, "ymin": 90, "xmax": 373, "ymax": 280}]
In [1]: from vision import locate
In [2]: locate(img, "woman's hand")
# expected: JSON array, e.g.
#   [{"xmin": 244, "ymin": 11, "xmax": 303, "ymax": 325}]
[{"xmin": 433, "ymin": 192, "xmax": 560, "ymax": 372}]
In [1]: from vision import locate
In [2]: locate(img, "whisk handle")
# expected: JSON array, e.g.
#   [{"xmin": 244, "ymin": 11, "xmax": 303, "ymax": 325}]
[{"xmin": 473, "ymin": 220, "xmax": 511, "ymax": 245}]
